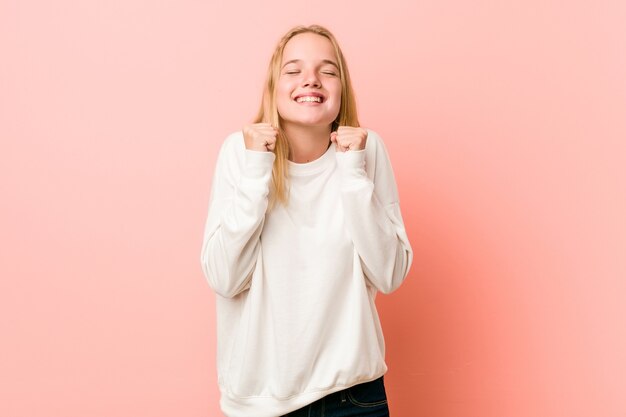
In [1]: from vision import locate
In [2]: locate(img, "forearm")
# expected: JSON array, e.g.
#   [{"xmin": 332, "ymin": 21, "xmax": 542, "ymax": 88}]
[
  {"xmin": 200, "ymin": 149, "xmax": 275, "ymax": 298},
  {"xmin": 337, "ymin": 150, "xmax": 412, "ymax": 294}
]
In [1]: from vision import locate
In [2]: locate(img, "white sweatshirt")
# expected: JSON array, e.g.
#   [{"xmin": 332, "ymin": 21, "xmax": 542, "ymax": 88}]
[{"xmin": 200, "ymin": 129, "xmax": 412, "ymax": 417}]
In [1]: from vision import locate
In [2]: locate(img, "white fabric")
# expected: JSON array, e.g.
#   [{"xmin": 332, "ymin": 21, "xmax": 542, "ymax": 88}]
[{"xmin": 200, "ymin": 129, "xmax": 412, "ymax": 417}]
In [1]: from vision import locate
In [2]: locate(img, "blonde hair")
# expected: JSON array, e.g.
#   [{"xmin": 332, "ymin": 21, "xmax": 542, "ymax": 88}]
[{"xmin": 254, "ymin": 24, "xmax": 360, "ymax": 206}]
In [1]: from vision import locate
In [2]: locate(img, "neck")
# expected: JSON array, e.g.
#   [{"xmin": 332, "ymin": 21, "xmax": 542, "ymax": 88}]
[{"xmin": 283, "ymin": 123, "xmax": 332, "ymax": 163}]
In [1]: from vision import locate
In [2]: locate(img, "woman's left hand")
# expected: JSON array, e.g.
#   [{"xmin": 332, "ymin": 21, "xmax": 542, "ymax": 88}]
[{"xmin": 330, "ymin": 126, "xmax": 368, "ymax": 152}]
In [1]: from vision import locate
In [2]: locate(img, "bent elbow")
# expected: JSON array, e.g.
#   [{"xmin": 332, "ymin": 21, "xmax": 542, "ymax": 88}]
[
  {"xmin": 200, "ymin": 250, "xmax": 252, "ymax": 299},
  {"xmin": 376, "ymin": 274, "xmax": 405, "ymax": 295},
  {"xmin": 211, "ymin": 279, "xmax": 248, "ymax": 299},
  {"xmin": 200, "ymin": 260, "xmax": 241, "ymax": 298},
  {"xmin": 377, "ymin": 246, "xmax": 413, "ymax": 294}
]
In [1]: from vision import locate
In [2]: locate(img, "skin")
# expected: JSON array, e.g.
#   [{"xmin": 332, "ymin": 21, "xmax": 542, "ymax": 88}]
[{"xmin": 243, "ymin": 32, "xmax": 367, "ymax": 162}]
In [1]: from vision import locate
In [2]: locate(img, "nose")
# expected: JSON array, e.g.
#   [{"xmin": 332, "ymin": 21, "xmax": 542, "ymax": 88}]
[{"xmin": 302, "ymin": 70, "xmax": 321, "ymax": 88}]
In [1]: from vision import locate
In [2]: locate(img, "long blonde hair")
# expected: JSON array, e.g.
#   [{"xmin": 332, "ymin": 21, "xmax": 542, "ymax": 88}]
[{"xmin": 254, "ymin": 24, "xmax": 360, "ymax": 206}]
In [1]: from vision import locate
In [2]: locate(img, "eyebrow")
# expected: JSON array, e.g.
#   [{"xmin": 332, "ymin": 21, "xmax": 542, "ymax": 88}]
[{"xmin": 281, "ymin": 59, "xmax": 339, "ymax": 70}]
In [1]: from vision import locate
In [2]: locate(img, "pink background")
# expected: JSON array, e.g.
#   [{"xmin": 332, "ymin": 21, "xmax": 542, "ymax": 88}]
[{"xmin": 1, "ymin": 0, "xmax": 625, "ymax": 416}]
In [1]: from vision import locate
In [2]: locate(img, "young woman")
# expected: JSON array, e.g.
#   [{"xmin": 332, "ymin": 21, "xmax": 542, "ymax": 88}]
[{"xmin": 200, "ymin": 24, "xmax": 413, "ymax": 417}]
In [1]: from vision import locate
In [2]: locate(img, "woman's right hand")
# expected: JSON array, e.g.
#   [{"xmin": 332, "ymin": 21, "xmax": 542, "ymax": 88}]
[{"xmin": 242, "ymin": 123, "xmax": 278, "ymax": 152}]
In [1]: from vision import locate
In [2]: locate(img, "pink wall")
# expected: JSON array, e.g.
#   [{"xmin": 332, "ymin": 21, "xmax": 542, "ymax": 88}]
[{"xmin": 1, "ymin": 0, "xmax": 625, "ymax": 416}]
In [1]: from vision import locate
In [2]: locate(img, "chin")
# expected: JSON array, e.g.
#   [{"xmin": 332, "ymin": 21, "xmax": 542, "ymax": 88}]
[
  {"xmin": 297, "ymin": 121, "xmax": 334, "ymax": 129},
  {"xmin": 281, "ymin": 116, "xmax": 334, "ymax": 128}
]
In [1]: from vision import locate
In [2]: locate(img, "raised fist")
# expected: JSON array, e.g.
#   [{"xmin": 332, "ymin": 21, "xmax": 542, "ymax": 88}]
[
  {"xmin": 242, "ymin": 123, "xmax": 278, "ymax": 152},
  {"xmin": 330, "ymin": 126, "xmax": 368, "ymax": 152}
]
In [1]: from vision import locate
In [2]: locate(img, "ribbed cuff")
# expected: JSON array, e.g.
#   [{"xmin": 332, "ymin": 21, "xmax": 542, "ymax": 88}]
[
  {"xmin": 243, "ymin": 149, "xmax": 275, "ymax": 178},
  {"xmin": 335, "ymin": 149, "xmax": 370, "ymax": 190},
  {"xmin": 335, "ymin": 149, "xmax": 366, "ymax": 170}
]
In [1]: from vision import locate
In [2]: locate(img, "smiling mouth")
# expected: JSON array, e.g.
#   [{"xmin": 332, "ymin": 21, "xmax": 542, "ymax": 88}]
[{"xmin": 295, "ymin": 96, "xmax": 323, "ymax": 103}]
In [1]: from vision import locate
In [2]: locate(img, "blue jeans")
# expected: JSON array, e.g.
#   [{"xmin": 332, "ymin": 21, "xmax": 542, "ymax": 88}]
[{"xmin": 282, "ymin": 376, "xmax": 390, "ymax": 417}]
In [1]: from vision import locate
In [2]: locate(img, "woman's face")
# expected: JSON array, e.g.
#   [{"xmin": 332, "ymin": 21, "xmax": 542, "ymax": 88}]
[{"xmin": 276, "ymin": 33, "xmax": 342, "ymax": 131}]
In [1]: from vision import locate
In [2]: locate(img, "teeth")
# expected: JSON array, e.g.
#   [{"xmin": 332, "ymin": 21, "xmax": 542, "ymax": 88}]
[{"xmin": 296, "ymin": 96, "xmax": 322, "ymax": 103}]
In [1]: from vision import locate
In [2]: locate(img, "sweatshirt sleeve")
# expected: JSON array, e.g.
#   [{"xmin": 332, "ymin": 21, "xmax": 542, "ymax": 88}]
[
  {"xmin": 334, "ymin": 130, "xmax": 413, "ymax": 294},
  {"xmin": 200, "ymin": 133, "xmax": 275, "ymax": 298}
]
